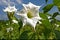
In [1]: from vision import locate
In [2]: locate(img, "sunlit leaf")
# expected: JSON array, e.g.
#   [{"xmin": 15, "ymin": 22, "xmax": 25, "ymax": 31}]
[
  {"xmin": 54, "ymin": 30, "xmax": 60, "ymax": 39},
  {"xmin": 19, "ymin": 31, "xmax": 31, "ymax": 40},
  {"xmin": 39, "ymin": 13, "xmax": 52, "ymax": 29},
  {"xmin": 43, "ymin": 4, "xmax": 54, "ymax": 13},
  {"xmin": 0, "ymin": 31, "xmax": 4, "ymax": 38},
  {"xmin": 18, "ymin": 20, "xmax": 23, "ymax": 30},
  {"xmin": 52, "ymin": 12, "xmax": 59, "ymax": 19},
  {"xmin": 53, "ymin": 0, "xmax": 60, "ymax": 11}
]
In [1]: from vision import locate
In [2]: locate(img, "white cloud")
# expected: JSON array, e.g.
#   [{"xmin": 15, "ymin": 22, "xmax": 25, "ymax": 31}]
[
  {"xmin": 0, "ymin": 0, "xmax": 8, "ymax": 5},
  {"xmin": 0, "ymin": 0, "xmax": 12, "ymax": 5},
  {"xmin": 16, "ymin": 0, "xmax": 22, "ymax": 4},
  {"xmin": 0, "ymin": 0, "xmax": 22, "ymax": 5}
]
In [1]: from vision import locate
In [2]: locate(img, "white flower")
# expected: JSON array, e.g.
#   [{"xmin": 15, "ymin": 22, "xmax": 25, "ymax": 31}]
[
  {"xmin": 3, "ymin": 5, "xmax": 17, "ymax": 12},
  {"xmin": 47, "ymin": 16, "xmax": 51, "ymax": 19},
  {"xmin": 55, "ymin": 24, "xmax": 59, "ymax": 27},
  {"xmin": 6, "ymin": 27, "xmax": 13, "ymax": 33},
  {"xmin": 47, "ymin": 16, "xmax": 52, "ymax": 22},
  {"xmin": 49, "ymin": 19, "xmax": 53, "ymax": 22},
  {"xmin": 16, "ymin": 2, "xmax": 42, "ymax": 30},
  {"xmin": 12, "ymin": 20, "xmax": 18, "ymax": 24}
]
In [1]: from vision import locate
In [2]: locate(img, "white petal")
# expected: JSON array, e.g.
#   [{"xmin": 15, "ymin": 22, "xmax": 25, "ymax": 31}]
[
  {"xmin": 22, "ymin": 18, "xmax": 27, "ymax": 27},
  {"xmin": 22, "ymin": 4, "xmax": 28, "ymax": 11},
  {"xmin": 16, "ymin": 9, "xmax": 27, "ymax": 18},
  {"xmin": 32, "ymin": 16, "xmax": 42, "ymax": 21},
  {"xmin": 29, "ymin": 2, "xmax": 41, "ymax": 10},
  {"xmin": 26, "ymin": 18, "xmax": 37, "ymax": 29},
  {"xmin": 38, "ymin": 21, "xmax": 42, "ymax": 24},
  {"xmin": 48, "ymin": 16, "xmax": 51, "ymax": 19},
  {"xmin": 12, "ymin": 20, "xmax": 18, "ymax": 23},
  {"xmin": 3, "ymin": 7, "xmax": 9, "ymax": 12},
  {"xmin": 3, "ymin": 5, "xmax": 17, "ymax": 12}
]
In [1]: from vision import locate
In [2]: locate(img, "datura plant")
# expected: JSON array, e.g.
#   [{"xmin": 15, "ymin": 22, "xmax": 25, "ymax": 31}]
[
  {"xmin": 2, "ymin": 5, "xmax": 20, "ymax": 39},
  {"xmin": 3, "ymin": 5, "xmax": 18, "ymax": 24},
  {"xmin": 17, "ymin": 2, "xmax": 42, "ymax": 30}
]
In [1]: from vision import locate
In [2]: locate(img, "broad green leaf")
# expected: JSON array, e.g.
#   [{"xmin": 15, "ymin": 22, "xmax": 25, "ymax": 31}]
[
  {"xmin": 39, "ymin": 13, "xmax": 52, "ymax": 29},
  {"xmin": 55, "ymin": 20, "xmax": 60, "ymax": 25},
  {"xmin": 52, "ymin": 12, "xmax": 59, "ymax": 19},
  {"xmin": 53, "ymin": 0, "xmax": 60, "ymax": 6},
  {"xmin": 18, "ymin": 20, "xmax": 23, "ymax": 30},
  {"xmin": 54, "ymin": 30, "xmax": 60, "ymax": 39},
  {"xmin": 55, "ymin": 27, "xmax": 60, "ymax": 32},
  {"xmin": 19, "ymin": 31, "xmax": 30, "ymax": 40},
  {"xmin": 48, "ymin": 32, "xmax": 56, "ymax": 39},
  {"xmin": 28, "ymin": 32, "xmax": 39, "ymax": 40},
  {"xmin": 53, "ymin": 0, "xmax": 60, "ymax": 11},
  {"xmin": 36, "ymin": 24, "xmax": 45, "ymax": 33},
  {"xmin": 54, "ymin": 20, "xmax": 60, "ymax": 31},
  {"xmin": 39, "ymin": 33, "xmax": 45, "ymax": 39},
  {"xmin": 43, "ymin": 4, "xmax": 54, "ymax": 13},
  {"xmin": 0, "ymin": 31, "xmax": 4, "ymax": 38},
  {"xmin": 39, "ymin": 13, "xmax": 53, "ymax": 38},
  {"xmin": 58, "ymin": 7, "xmax": 60, "ymax": 11}
]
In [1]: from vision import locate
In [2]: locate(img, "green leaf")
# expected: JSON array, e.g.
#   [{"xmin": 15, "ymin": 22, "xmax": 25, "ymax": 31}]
[
  {"xmin": 39, "ymin": 13, "xmax": 52, "ymax": 37},
  {"xmin": 39, "ymin": 13, "xmax": 52, "ymax": 29},
  {"xmin": 36, "ymin": 24, "xmax": 45, "ymax": 33},
  {"xmin": 54, "ymin": 20, "xmax": 60, "ymax": 31},
  {"xmin": 55, "ymin": 27, "xmax": 60, "ymax": 32},
  {"xmin": 53, "ymin": 0, "xmax": 60, "ymax": 6},
  {"xmin": 57, "ymin": 7, "xmax": 60, "ymax": 11},
  {"xmin": 54, "ymin": 30, "xmax": 60, "ymax": 39},
  {"xmin": 28, "ymin": 32, "xmax": 39, "ymax": 40},
  {"xmin": 39, "ymin": 33, "xmax": 45, "ymax": 39},
  {"xmin": 52, "ymin": 12, "xmax": 59, "ymax": 18},
  {"xmin": 0, "ymin": 31, "xmax": 4, "ymax": 38},
  {"xmin": 43, "ymin": 4, "xmax": 54, "ymax": 13},
  {"xmin": 18, "ymin": 20, "xmax": 23, "ymax": 30},
  {"xmin": 55, "ymin": 20, "xmax": 60, "ymax": 25},
  {"xmin": 19, "ymin": 31, "xmax": 30, "ymax": 40},
  {"xmin": 53, "ymin": 0, "xmax": 60, "ymax": 11}
]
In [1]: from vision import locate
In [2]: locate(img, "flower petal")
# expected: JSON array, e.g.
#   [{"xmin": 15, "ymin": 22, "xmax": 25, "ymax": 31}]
[{"xmin": 3, "ymin": 5, "xmax": 17, "ymax": 12}]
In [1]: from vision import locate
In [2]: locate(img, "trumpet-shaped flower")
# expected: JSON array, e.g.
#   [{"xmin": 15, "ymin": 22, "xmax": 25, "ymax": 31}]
[
  {"xmin": 3, "ymin": 5, "xmax": 17, "ymax": 12},
  {"xmin": 17, "ymin": 2, "xmax": 42, "ymax": 30},
  {"xmin": 3, "ymin": 5, "xmax": 18, "ymax": 24}
]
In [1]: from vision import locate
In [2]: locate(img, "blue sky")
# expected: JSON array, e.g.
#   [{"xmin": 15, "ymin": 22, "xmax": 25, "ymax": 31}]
[{"xmin": 0, "ymin": 0, "xmax": 59, "ymax": 20}]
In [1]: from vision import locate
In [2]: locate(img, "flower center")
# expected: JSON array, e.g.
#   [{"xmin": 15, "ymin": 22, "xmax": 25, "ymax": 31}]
[{"xmin": 27, "ymin": 11, "xmax": 33, "ymax": 18}]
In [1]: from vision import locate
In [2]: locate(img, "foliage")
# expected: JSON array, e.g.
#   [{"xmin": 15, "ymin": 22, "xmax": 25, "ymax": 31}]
[{"xmin": 43, "ymin": 4, "xmax": 54, "ymax": 13}]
